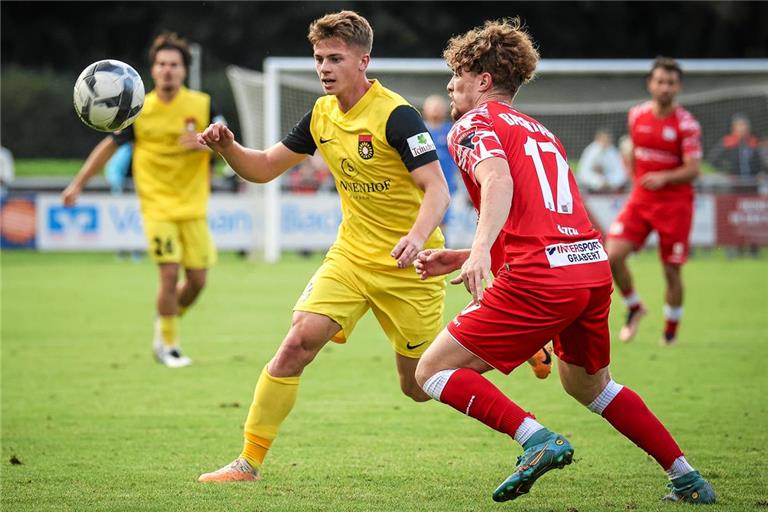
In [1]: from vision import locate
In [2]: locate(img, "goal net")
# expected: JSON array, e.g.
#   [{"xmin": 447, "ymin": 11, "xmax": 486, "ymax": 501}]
[{"xmin": 227, "ymin": 59, "xmax": 768, "ymax": 261}]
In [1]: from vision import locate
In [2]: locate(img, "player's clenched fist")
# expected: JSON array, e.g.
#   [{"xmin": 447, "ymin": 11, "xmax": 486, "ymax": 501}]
[
  {"xmin": 61, "ymin": 183, "xmax": 81, "ymax": 207},
  {"xmin": 197, "ymin": 122, "xmax": 234, "ymax": 154}
]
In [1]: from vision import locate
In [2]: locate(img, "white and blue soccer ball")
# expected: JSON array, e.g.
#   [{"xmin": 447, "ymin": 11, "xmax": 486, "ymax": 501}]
[{"xmin": 73, "ymin": 59, "xmax": 145, "ymax": 132}]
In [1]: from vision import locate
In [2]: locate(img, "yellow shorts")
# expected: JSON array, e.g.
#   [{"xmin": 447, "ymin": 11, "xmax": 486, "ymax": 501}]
[
  {"xmin": 294, "ymin": 248, "xmax": 446, "ymax": 358},
  {"xmin": 143, "ymin": 218, "xmax": 217, "ymax": 269}
]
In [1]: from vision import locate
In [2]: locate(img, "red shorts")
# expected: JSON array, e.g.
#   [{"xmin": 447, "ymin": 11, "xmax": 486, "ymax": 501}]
[
  {"xmin": 446, "ymin": 275, "xmax": 612, "ymax": 375},
  {"xmin": 608, "ymin": 199, "xmax": 693, "ymax": 265}
]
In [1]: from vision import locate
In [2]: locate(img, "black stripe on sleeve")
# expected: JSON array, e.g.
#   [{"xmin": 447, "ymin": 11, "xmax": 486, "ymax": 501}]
[
  {"xmin": 281, "ymin": 110, "xmax": 316, "ymax": 155},
  {"xmin": 385, "ymin": 105, "xmax": 438, "ymax": 172},
  {"xmin": 111, "ymin": 124, "xmax": 135, "ymax": 144}
]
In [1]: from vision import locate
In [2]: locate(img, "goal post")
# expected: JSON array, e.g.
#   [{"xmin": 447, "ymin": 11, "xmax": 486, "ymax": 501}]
[{"xmin": 227, "ymin": 58, "xmax": 768, "ymax": 262}]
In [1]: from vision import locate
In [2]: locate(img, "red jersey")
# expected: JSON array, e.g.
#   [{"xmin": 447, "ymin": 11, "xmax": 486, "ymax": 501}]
[
  {"xmin": 448, "ymin": 101, "xmax": 612, "ymax": 289},
  {"xmin": 628, "ymin": 101, "xmax": 702, "ymax": 202}
]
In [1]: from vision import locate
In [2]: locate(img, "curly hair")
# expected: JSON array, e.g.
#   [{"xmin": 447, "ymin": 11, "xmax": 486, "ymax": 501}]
[
  {"xmin": 443, "ymin": 18, "xmax": 539, "ymax": 97},
  {"xmin": 308, "ymin": 10, "xmax": 373, "ymax": 53},
  {"xmin": 149, "ymin": 32, "xmax": 192, "ymax": 71}
]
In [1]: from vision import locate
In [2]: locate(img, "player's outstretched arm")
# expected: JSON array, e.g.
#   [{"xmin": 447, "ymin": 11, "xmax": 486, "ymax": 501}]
[
  {"xmin": 457, "ymin": 157, "xmax": 512, "ymax": 303},
  {"xmin": 62, "ymin": 136, "xmax": 118, "ymax": 206},
  {"xmin": 415, "ymin": 248, "xmax": 470, "ymax": 280},
  {"xmin": 391, "ymin": 160, "xmax": 450, "ymax": 268},
  {"xmin": 197, "ymin": 122, "xmax": 306, "ymax": 183}
]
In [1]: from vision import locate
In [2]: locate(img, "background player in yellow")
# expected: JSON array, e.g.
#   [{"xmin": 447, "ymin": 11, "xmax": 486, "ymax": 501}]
[
  {"xmin": 62, "ymin": 33, "xmax": 222, "ymax": 368},
  {"xmin": 196, "ymin": 11, "xmax": 451, "ymax": 482}
]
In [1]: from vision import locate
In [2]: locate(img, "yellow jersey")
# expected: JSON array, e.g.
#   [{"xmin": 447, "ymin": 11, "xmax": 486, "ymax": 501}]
[
  {"xmin": 282, "ymin": 80, "xmax": 444, "ymax": 268},
  {"xmin": 114, "ymin": 87, "xmax": 212, "ymax": 221}
]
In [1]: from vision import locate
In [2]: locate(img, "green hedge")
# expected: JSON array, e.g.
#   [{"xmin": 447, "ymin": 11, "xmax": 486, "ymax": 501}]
[{"xmin": 14, "ymin": 159, "xmax": 83, "ymax": 177}]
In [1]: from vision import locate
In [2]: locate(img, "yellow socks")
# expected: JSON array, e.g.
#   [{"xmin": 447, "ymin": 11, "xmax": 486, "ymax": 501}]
[
  {"xmin": 177, "ymin": 305, "xmax": 188, "ymax": 317},
  {"xmin": 240, "ymin": 365, "xmax": 300, "ymax": 468},
  {"xmin": 157, "ymin": 315, "xmax": 177, "ymax": 347},
  {"xmin": 242, "ymin": 433, "xmax": 272, "ymax": 468}
]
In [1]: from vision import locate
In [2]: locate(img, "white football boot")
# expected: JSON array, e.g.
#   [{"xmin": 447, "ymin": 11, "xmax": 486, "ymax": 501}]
[{"xmin": 153, "ymin": 323, "xmax": 192, "ymax": 368}]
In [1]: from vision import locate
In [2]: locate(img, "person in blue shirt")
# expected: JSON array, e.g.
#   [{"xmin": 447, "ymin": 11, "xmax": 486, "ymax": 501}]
[{"xmin": 422, "ymin": 95, "xmax": 458, "ymax": 242}]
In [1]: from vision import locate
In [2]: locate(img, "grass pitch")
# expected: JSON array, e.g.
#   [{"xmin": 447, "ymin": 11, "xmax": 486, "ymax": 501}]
[{"xmin": 2, "ymin": 250, "xmax": 767, "ymax": 511}]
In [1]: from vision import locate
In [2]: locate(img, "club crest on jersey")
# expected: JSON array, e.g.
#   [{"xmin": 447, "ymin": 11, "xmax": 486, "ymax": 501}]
[
  {"xmin": 184, "ymin": 116, "xmax": 198, "ymax": 131},
  {"xmin": 662, "ymin": 126, "xmax": 677, "ymax": 141},
  {"xmin": 358, "ymin": 134, "xmax": 374, "ymax": 160}
]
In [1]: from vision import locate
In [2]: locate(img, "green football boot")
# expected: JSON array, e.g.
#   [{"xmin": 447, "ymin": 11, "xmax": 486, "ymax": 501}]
[
  {"xmin": 663, "ymin": 470, "xmax": 716, "ymax": 505},
  {"xmin": 492, "ymin": 431, "xmax": 574, "ymax": 502}
]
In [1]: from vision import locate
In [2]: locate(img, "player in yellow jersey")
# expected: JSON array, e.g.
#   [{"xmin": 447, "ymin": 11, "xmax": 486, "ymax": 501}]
[
  {"xmin": 196, "ymin": 10, "xmax": 454, "ymax": 482},
  {"xmin": 62, "ymin": 33, "xmax": 222, "ymax": 368}
]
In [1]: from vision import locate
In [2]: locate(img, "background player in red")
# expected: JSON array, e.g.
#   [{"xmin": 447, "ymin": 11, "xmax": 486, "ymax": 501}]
[
  {"xmin": 413, "ymin": 19, "xmax": 714, "ymax": 504},
  {"xmin": 607, "ymin": 58, "xmax": 702, "ymax": 345}
]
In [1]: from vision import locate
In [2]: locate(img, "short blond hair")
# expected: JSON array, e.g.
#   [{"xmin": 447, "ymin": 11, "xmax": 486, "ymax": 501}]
[
  {"xmin": 443, "ymin": 18, "xmax": 539, "ymax": 97},
  {"xmin": 308, "ymin": 10, "xmax": 373, "ymax": 53}
]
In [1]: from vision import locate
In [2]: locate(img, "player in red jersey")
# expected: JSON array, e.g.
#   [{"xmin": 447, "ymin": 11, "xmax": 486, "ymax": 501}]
[
  {"xmin": 413, "ymin": 20, "xmax": 714, "ymax": 504},
  {"xmin": 607, "ymin": 57, "xmax": 702, "ymax": 345}
]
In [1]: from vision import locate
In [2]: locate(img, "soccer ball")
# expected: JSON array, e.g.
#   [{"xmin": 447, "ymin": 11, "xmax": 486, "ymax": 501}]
[{"xmin": 73, "ymin": 59, "xmax": 145, "ymax": 132}]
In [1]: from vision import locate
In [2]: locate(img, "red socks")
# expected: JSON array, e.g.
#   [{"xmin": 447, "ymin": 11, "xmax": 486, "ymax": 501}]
[
  {"xmin": 438, "ymin": 368, "xmax": 530, "ymax": 437},
  {"xmin": 602, "ymin": 386, "xmax": 683, "ymax": 469},
  {"xmin": 436, "ymin": 368, "xmax": 684, "ymax": 472}
]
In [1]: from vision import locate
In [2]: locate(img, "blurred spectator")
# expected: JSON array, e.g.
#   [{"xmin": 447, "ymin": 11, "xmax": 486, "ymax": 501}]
[
  {"xmin": 104, "ymin": 143, "xmax": 142, "ymax": 261},
  {"xmin": 285, "ymin": 152, "xmax": 333, "ymax": 257},
  {"xmin": 422, "ymin": 95, "xmax": 458, "ymax": 242},
  {"xmin": 577, "ymin": 129, "xmax": 627, "ymax": 193},
  {"xmin": 708, "ymin": 115, "xmax": 764, "ymax": 257},
  {"xmin": 105, "ymin": 143, "xmax": 133, "ymax": 193},
  {"xmin": 422, "ymin": 95, "xmax": 457, "ymax": 197},
  {"xmin": 0, "ymin": 146, "xmax": 15, "ymax": 195},
  {"xmin": 708, "ymin": 114, "xmax": 764, "ymax": 178},
  {"xmin": 286, "ymin": 152, "xmax": 333, "ymax": 193},
  {"xmin": 759, "ymin": 137, "xmax": 768, "ymax": 196},
  {"xmin": 618, "ymin": 134, "xmax": 634, "ymax": 177},
  {"xmin": 760, "ymin": 137, "xmax": 768, "ymax": 173}
]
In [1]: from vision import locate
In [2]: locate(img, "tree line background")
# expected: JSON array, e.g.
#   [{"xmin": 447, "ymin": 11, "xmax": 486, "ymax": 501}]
[{"xmin": 2, "ymin": 1, "xmax": 767, "ymax": 158}]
